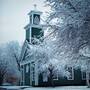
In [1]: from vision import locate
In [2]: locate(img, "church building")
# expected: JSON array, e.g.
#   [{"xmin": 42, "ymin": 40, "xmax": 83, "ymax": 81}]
[{"xmin": 20, "ymin": 8, "xmax": 89, "ymax": 86}]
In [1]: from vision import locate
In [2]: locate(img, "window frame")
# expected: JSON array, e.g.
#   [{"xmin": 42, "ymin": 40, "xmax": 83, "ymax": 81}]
[
  {"xmin": 67, "ymin": 66, "xmax": 74, "ymax": 80},
  {"xmin": 53, "ymin": 70, "xmax": 59, "ymax": 80},
  {"xmin": 82, "ymin": 71, "xmax": 90, "ymax": 80}
]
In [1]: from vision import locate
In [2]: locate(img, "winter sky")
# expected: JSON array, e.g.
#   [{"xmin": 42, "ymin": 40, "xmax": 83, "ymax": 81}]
[{"xmin": 0, "ymin": 0, "xmax": 49, "ymax": 44}]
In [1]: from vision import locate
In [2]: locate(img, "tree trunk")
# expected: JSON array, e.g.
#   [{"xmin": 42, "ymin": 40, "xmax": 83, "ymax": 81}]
[
  {"xmin": 0, "ymin": 75, "xmax": 3, "ymax": 86},
  {"xmin": 86, "ymin": 71, "xmax": 90, "ymax": 88},
  {"xmin": 49, "ymin": 69, "xmax": 54, "ymax": 87}
]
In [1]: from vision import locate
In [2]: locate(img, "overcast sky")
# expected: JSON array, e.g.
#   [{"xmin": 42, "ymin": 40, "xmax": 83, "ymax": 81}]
[{"xmin": 0, "ymin": 0, "xmax": 49, "ymax": 44}]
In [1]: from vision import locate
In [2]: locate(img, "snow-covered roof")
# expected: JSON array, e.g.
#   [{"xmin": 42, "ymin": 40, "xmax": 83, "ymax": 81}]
[{"xmin": 28, "ymin": 10, "xmax": 42, "ymax": 16}]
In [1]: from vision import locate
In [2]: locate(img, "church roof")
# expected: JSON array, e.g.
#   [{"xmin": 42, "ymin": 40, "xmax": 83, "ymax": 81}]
[{"xmin": 28, "ymin": 10, "xmax": 42, "ymax": 16}]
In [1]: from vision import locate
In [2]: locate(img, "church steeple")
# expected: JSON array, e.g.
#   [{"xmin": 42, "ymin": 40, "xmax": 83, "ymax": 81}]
[
  {"xmin": 28, "ymin": 10, "xmax": 42, "ymax": 25},
  {"xmin": 24, "ymin": 6, "xmax": 43, "ymax": 44}
]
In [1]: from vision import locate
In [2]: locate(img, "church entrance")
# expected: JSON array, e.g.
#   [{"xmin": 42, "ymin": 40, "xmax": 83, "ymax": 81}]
[{"xmin": 30, "ymin": 62, "xmax": 35, "ymax": 86}]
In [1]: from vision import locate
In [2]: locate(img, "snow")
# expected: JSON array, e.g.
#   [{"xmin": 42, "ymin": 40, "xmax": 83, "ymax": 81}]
[
  {"xmin": 24, "ymin": 86, "xmax": 90, "ymax": 90},
  {"xmin": 1, "ymin": 86, "xmax": 89, "ymax": 90},
  {"xmin": 0, "ymin": 86, "xmax": 30, "ymax": 90}
]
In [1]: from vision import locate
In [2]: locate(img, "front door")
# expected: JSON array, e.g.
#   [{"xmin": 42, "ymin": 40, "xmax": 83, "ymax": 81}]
[{"xmin": 30, "ymin": 62, "xmax": 35, "ymax": 86}]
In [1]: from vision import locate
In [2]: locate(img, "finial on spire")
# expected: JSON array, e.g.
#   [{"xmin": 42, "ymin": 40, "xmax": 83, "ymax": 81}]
[{"xmin": 34, "ymin": 4, "xmax": 37, "ymax": 10}]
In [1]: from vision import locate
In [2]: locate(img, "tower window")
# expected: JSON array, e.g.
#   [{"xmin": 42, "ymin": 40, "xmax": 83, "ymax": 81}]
[
  {"xmin": 33, "ymin": 14, "xmax": 40, "ymax": 25},
  {"xmin": 31, "ymin": 27, "xmax": 43, "ymax": 44},
  {"xmin": 26, "ymin": 29, "xmax": 30, "ymax": 42},
  {"xmin": 30, "ymin": 15, "xmax": 32, "ymax": 24}
]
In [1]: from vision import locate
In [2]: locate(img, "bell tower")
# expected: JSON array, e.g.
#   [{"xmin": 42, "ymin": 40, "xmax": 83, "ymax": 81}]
[
  {"xmin": 20, "ymin": 6, "xmax": 44, "ymax": 86},
  {"xmin": 24, "ymin": 6, "xmax": 43, "ymax": 44}
]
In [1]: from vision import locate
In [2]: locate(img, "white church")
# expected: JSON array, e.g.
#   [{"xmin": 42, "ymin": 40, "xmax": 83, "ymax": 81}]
[{"xmin": 19, "ymin": 8, "xmax": 89, "ymax": 86}]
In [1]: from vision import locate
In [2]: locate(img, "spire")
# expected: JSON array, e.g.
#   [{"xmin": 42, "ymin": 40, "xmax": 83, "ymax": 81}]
[{"xmin": 34, "ymin": 4, "xmax": 37, "ymax": 11}]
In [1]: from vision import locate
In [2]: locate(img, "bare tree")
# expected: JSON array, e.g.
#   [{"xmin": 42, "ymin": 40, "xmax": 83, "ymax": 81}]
[
  {"xmin": 45, "ymin": 0, "xmax": 90, "ymax": 87},
  {"xmin": 0, "ymin": 41, "xmax": 21, "ymax": 85},
  {"xmin": 6, "ymin": 41, "xmax": 21, "ymax": 70},
  {"xmin": 0, "ymin": 46, "xmax": 8, "ymax": 85},
  {"xmin": 79, "ymin": 46, "xmax": 90, "ymax": 87}
]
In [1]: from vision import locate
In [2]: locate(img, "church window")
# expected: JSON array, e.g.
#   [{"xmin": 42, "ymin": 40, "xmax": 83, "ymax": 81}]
[{"xmin": 67, "ymin": 67, "xmax": 74, "ymax": 80}]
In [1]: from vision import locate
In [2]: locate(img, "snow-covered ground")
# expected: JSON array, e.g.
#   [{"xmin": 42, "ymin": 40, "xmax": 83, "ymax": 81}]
[
  {"xmin": 0, "ymin": 86, "xmax": 30, "ymax": 90},
  {"xmin": 24, "ymin": 86, "xmax": 90, "ymax": 90},
  {"xmin": 0, "ymin": 86, "xmax": 90, "ymax": 90}
]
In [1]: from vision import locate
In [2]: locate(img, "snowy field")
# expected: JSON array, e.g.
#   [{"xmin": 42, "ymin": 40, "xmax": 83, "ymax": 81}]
[
  {"xmin": 1, "ymin": 86, "xmax": 89, "ymax": 90},
  {"xmin": 24, "ymin": 86, "xmax": 90, "ymax": 90}
]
